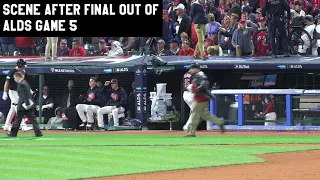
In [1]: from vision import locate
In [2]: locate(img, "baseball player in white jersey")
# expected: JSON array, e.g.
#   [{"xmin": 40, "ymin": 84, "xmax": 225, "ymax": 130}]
[
  {"xmin": 182, "ymin": 70, "xmax": 194, "ymax": 131},
  {"xmin": 2, "ymin": 59, "xmax": 33, "ymax": 132}
]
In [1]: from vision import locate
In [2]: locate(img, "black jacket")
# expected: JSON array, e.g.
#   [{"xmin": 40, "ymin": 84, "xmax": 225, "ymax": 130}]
[
  {"xmin": 83, "ymin": 86, "xmax": 104, "ymax": 107},
  {"xmin": 60, "ymin": 89, "xmax": 78, "ymax": 108},
  {"xmin": 220, "ymin": 23, "xmax": 238, "ymax": 53},
  {"xmin": 190, "ymin": 1, "xmax": 208, "ymax": 25},
  {"xmin": 17, "ymin": 80, "xmax": 35, "ymax": 112},
  {"xmin": 102, "ymin": 86, "xmax": 127, "ymax": 108},
  {"xmin": 176, "ymin": 14, "xmax": 192, "ymax": 38}
]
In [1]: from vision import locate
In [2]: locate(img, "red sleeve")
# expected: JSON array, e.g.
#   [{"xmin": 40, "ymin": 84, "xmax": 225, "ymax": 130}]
[
  {"xmin": 264, "ymin": 103, "xmax": 273, "ymax": 114},
  {"xmin": 80, "ymin": 48, "xmax": 87, "ymax": 56},
  {"xmin": 69, "ymin": 49, "xmax": 74, "ymax": 56},
  {"xmin": 179, "ymin": 50, "xmax": 184, "ymax": 56}
]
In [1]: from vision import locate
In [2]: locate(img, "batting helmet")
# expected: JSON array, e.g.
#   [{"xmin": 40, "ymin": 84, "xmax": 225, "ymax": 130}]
[{"xmin": 17, "ymin": 59, "xmax": 27, "ymax": 68}]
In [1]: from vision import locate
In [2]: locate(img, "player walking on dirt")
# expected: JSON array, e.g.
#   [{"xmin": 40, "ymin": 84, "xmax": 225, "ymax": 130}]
[{"xmin": 186, "ymin": 63, "xmax": 225, "ymax": 137}]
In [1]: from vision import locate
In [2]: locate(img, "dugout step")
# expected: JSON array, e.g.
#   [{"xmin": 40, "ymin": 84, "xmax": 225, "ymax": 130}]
[{"xmin": 107, "ymin": 126, "xmax": 142, "ymax": 131}]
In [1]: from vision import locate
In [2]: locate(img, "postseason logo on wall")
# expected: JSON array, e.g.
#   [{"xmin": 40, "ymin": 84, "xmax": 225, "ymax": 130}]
[{"xmin": 0, "ymin": 1, "xmax": 162, "ymax": 37}]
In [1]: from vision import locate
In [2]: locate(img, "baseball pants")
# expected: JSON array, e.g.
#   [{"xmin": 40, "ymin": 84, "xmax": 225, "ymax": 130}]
[
  {"xmin": 76, "ymin": 104, "xmax": 100, "ymax": 123},
  {"xmin": 264, "ymin": 112, "xmax": 277, "ymax": 126},
  {"xmin": 182, "ymin": 91, "xmax": 194, "ymax": 131},
  {"xmin": 45, "ymin": 37, "xmax": 58, "ymax": 58},
  {"xmin": 97, "ymin": 106, "xmax": 125, "ymax": 127},
  {"xmin": 187, "ymin": 101, "xmax": 223, "ymax": 135},
  {"xmin": 4, "ymin": 90, "xmax": 28, "ymax": 131}
]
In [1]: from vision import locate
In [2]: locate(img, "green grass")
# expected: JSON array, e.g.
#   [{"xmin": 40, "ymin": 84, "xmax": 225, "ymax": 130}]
[{"xmin": 0, "ymin": 134, "xmax": 319, "ymax": 180}]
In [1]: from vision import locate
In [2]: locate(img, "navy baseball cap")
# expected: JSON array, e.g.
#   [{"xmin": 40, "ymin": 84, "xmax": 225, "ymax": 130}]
[
  {"xmin": 190, "ymin": 63, "xmax": 200, "ymax": 69},
  {"xmin": 169, "ymin": 38, "xmax": 179, "ymax": 44},
  {"xmin": 111, "ymin": 79, "xmax": 118, "ymax": 84}
]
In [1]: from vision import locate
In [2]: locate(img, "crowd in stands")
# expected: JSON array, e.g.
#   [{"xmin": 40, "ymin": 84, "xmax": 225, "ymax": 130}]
[{"xmin": 1, "ymin": 0, "xmax": 320, "ymax": 59}]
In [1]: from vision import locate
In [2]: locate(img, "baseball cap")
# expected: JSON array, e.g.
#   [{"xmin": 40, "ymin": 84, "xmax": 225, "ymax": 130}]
[
  {"xmin": 60, "ymin": 39, "xmax": 67, "ymax": 44},
  {"xmin": 256, "ymin": 8, "xmax": 262, "ymax": 14},
  {"xmin": 190, "ymin": 62, "xmax": 200, "ymax": 69},
  {"xmin": 174, "ymin": 3, "xmax": 185, "ymax": 10},
  {"xmin": 158, "ymin": 39, "xmax": 165, "ymax": 44},
  {"xmin": 169, "ymin": 38, "xmax": 178, "ymax": 44},
  {"xmin": 305, "ymin": 15, "xmax": 314, "ymax": 22},
  {"xmin": 239, "ymin": 18, "xmax": 247, "ymax": 23},
  {"xmin": 99, "ymin": 39, "xmax": 106, "ymax": 44},
  {"xmin": 111, "ymin": 79, "xmax": 118, "ymax": 84},
  {"xmin": 294, "ymin": 1, "xmax": 302, "ymax": 6}
]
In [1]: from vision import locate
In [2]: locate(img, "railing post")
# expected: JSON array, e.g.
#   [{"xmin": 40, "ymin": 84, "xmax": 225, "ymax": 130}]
[
  {"xmin": 286, "ymin": 94, "xmax": 293, "ymax": 126},
  {"xmin": 134, "ymin": 65, "xmax": 148, "ymax": 127},
  {"xmin": 38, "ymin": 73, "xmax": 44, "ymax": 123},
  {"xmin": 238, "ymin": 94, "xmax": 244, "ymax": 126}
]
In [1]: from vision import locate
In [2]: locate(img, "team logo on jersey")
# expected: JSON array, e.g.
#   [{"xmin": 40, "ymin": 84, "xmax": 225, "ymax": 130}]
[{"xmin": 111, "ymin": 93, "xmax": 119, "ymax": 100}]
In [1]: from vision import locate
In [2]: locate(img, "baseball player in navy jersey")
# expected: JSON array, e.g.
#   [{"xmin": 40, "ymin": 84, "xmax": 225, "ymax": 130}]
[
  {"xmin": 2, "ymin": 59, "xmax": 32, "ymax": 132},
  {"xmin": 182, "ymin": 70, "xmax": 194, "ymax": 131},
  {"xmin": 76, "ymin": 77, "xmax": 105, "ymax": 128},
  {"xmin": 97, "ymin": 79, "xmax": 127, "ymax": 130}
]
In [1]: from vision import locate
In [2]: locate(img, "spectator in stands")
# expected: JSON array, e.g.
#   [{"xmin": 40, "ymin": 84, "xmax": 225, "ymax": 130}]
[
  {"xmin": 59, "ymin": 37, "xmax": 73, "ymax": 49},
  {"xmin": 218, "ymin": 0, "xmax": 230, "ymax": 18},
  {"xmin": 174, "ymin": 3, "xmax": 191, "ymax": 38},
  {"xmin": 36, "ymin": 85, "xmax": 55, "ymax": 124},
  {"xmin": 190, "ymin": 0, "xmax": 209, "ymax": 60},
  {"xmin": 128, "ymin": 81, "xmax": 136, "ymax": 119},
  {"xmin": 232, "ymin": 18, "xmax": 255, "ymax": 56},
  {"xmin": 119, "ymin": 37, "xmax": 136, "ymax": 52},
  {"xmin": 241, "ymin": 11, "xmax": 258, "ymax": 29},
  {"xmin": 77, "ymin": 77, "xmax": 105, "ymax": 128},
  {"xmin": 224, "ymin": 8, "xmax": 232, "ymax": 17},
  {"xmin": 45, "ymin": 37, "xmax": 59, "ymax": 60},
  {"xmin": 180, "ymin": 32, "xmax": 190, "ymax": 43},
  {"xmin": 253, "ymin": 17, "xmax": 271, "ymax": 56},
  {"xmin": 231, "ymin": 4, "xmax": 242, "ymax": 18},
  {"xmin": 229, "ymin": 0, "xmax": 239, "ymax": 8},
  {"xmin": 206, "ymin": 0, "xmax": 222, "ymax": 23},
  {"xmin": 291, "ymin": 1, "xmax": 306, "ymax": 19},
  {"xmin": 155, "ymin": 39, "xmax": 170, "ymax": 56},
  {"xmin": 108, "ymin": 41, "xmax": 124, "ymax": 56},
  {"xmin": 204, "ymin": 37, "xmax": 224, "ymax": 56},
  {"xmin": 96, "ymin": 81, "xmax": 103, "ymax": 90},
  {"xmin": 58, "ymin": 80, "xmax": 80, "ymax": 130},
  {"xmin": 179, "ymin": 40, "xmax": 195, "ymax": 56},
  {"xmin": 207, "ymin": 13, "xmax": 222, "ymax": 38},
  {"xmin": 57, "ymin": 39, "xmax": 70, "ymax": 57},
  {"xmin": 299, "ymin": 15, "xmax": 317, "ymax": 55},
  {"xmin": 163, "ymin": 9, "xmax": 176, "ymax": 49},
  {"xmin": 169, "ymin": 38, "xmax": 181, "ymax": 55},
  {"xmin": 241, "ymin": 0, "xmax": 250, "ymax": 11},
  {"xmin": 97, "ymin": 79, "xmax": 127, "ymax": 129},
  {"xmin": 220, "ymin": 13, "xmax": 240, "ymax": 55},
  {"xmin": 248, "ymin": 13, "xmax": 258, "ymax": 26},
  {"xmin": 138, "ymin": 37, "xmax": 157, "ymax": 54},
  {"xmin": 69, "ymin": 39, "xmax": 86, "ymax": 56},
  {"xmin": 167, "ymin": 0, "xmax": 183, "ymax": 21},
  {"xmin": 218, "ymin": 15, "xmax": 231, "ymax": 50},
  {"xmin": 97, "ymin": 39, "xmax": 109, "ymax": 56},
  {"xmin": 16, "ymin": 37, "xmax": 35, "ymax": 56},
  {"xmin": 1, "ymin": 37, "xmax": 15, "ymax": 56},
  {"xmin": 316, "ymin": 14, "xmax": 320, "ymax": 55},
  {"xmin": 256, "ymin": 8, "xmax": 262, "ymax": 18}
]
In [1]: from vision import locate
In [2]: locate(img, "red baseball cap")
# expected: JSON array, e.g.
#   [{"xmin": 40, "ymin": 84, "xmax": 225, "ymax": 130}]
[{"xmin": 205, "ymin": 37, "xmax": 213, "ymax": 42}]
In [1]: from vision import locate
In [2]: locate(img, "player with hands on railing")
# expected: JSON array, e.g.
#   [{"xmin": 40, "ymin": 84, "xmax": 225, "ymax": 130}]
[{"xmin": 261, "ymin": 0, "xmax": 291, "ymax": 58}]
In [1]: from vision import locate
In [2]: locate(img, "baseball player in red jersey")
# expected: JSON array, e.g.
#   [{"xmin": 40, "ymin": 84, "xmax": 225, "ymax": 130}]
[{"xmin": 182, "ymin": 69, "xmax": 194, "ymax": 131}]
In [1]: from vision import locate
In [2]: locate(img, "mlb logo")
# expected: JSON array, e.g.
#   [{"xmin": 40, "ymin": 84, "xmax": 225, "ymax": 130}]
[{"xmin": 51, "ymin": 68, "xmax": 55, "ymax": 72}]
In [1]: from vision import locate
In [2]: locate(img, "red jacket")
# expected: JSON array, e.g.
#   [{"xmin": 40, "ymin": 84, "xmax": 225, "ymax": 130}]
[
  {"xmin": 191, "ymin": 22, "xmax": 198, "ymax": 46},
  {"xmin": 192, "ymin": 81, "xmax": 208, "ymax": 102},
  {"xmin": 15, "ymin": 37, "xmax": 35, "ymax": 48},
  {"xmin": 179, "ymin": 48, "xmax": 195, "ymax": 56},
  {"xmin": 69, "ymin": 46, "xmax": 87, "ymax": 56}
]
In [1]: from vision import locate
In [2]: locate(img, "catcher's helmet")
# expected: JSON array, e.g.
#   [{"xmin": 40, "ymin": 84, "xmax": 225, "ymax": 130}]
[{"xmin": 17, "ymin": 59, "xmax": 27, "ymax": 68}]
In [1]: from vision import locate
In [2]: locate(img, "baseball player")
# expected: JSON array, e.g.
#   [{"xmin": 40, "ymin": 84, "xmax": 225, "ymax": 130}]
[
  {"xmin": 97, "ymin": 79, "xmax": 127, "ymax": 130},
  {"xmin": 2, "ymin": 59, "xmax": 32, "ymax": 132},
  {"xmin": 182, "ymin": 69, "xmax": 194, "ymax": 131},
  {"xmin": 186, "ymin": 63, "xmax": 225, "ymax": 137},
  {"xmin": 76, "ymin": 77, "xmax": 105, "ymax": 128}
]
